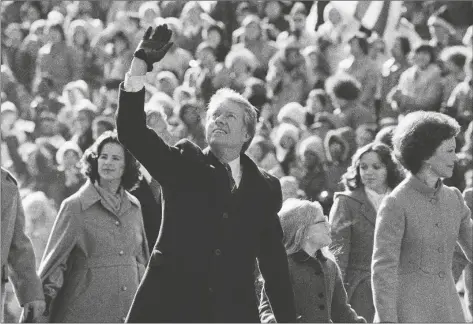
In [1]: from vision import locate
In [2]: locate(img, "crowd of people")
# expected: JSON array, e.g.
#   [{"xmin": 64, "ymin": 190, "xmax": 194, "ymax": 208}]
[{"xmin": 1, "ymin": 0, "xmax": 472, "ymax": 323}]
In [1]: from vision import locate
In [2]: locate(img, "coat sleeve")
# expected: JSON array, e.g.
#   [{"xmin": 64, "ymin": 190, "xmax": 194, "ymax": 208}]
[
  {"xmin": 330, "ymin": 260, "xmax": 366, "ymax": 323},
  {"xmin": 455, "ymin": 188, "xmax": 472, "ymax": 263},
  {"xmin": 329, "ymin": 195, "xmax": 352, "ymax": 278},
  {"xmin": 371, "ymin": 195, "xmax": 405, "ymax": 323},
  {"xmin": 257, "ymin": 176, "xmax": 297, "ymax": 323},
  {"xmin": 115, "ymin": 85, "xmax": 196, "ymax": 188},
  {"xmin": 7, "ymin": 183, "xmax": 44, "ymax": 306},
  {"xmin": 38, "ymin": 199, "xmax": 80, "ymax": 317}
]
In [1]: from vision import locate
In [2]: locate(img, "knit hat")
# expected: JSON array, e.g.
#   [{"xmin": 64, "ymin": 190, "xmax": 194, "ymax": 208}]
[
  {"xmin": 56, "ymin": 141, "xmax": 83, "ymax": 166},
  {"xmin": 275, "ymin": 123, "xmax": 299, "ymax": 146},
  {"xmin": 1, "ymin": 101, "xmax": 17, "ymax": 114},
  {"xmin": 298, "ymin": 135, "xmax": 326, "ymax": 163},
  {"xmin": 427, "ymin": 15, "xmax": 456, "ymax": 36},
  {"xmin": 277, "ymin": 102, "xmax": 306, "ymax": 126}
]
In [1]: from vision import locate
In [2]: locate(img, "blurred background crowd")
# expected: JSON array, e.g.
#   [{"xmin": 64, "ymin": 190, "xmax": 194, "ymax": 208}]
[{"xmin": 1, "ymin": 0, "xmax": 472, "ymax": 322}]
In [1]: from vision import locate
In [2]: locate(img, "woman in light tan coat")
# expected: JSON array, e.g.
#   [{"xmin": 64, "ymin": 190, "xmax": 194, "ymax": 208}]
[
  {"xmin": 372, "ymin": 111, "xmax": 473, "ymax": 323},
  {"xmin": 38, "ymin": 131, "xmax": 149, "ymax": 323}
]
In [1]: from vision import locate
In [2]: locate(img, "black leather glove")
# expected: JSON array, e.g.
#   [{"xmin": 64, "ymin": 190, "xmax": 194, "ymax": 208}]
[{"xmin": 133, "ymin": 24, "xmax": 173, "ymax": 72}]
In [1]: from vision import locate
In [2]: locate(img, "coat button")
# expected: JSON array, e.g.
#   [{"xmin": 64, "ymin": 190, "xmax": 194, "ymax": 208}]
[
  {"xmin": 121, "ymin": 286, "xmax": 127, "ymax": 291},
  {"xmin": 119, "ymin": 250, "xmax": 124, "ymax": 255},
  {"xmin": 319, "ymin": 305, "xmax": 325, "ymax": 310},
  {"xmin": 438, "ymin": 271, "xmax": 446, "ymax": 278},
  {"xmin": 222, "ymin": 212, "xmax": 229, "ymax": 219},
  {"xmin": 115, "ymin": 221, "xmax": 120, "ymax": 226},
  {"xmin": 318, "ymin": 292, "xmax": 324, "ymax": 298},
  {"xmin": 215, "ymin": 249, "xmax": 221, "ymax": 256},
  {"xmin": 437, "ymin": 246, "xmax": 444, "ymax": 253}
]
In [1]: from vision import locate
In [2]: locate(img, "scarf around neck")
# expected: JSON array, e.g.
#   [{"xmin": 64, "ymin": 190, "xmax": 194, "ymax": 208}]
[{"xmin": 93, "ymin": 181, "xmax": 125, "ymax": 215}]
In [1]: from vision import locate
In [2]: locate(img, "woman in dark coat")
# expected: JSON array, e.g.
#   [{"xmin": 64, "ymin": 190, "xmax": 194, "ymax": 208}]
[
  {"xmin": 330, "ymin": 142, "xmax": 403, "ymax": 322},
  {"xmin": 37, "ymin": 131, "xmax": 149, "ymax": 323},
  {"xmin": 372, "ymin": 111, "xmax": 473, "ymax": 322}
]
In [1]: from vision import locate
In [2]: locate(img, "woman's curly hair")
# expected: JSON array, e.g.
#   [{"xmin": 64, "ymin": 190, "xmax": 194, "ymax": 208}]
[{"xmin": 81, "ymin": 130, "xmax": 141, "ymax": 191}]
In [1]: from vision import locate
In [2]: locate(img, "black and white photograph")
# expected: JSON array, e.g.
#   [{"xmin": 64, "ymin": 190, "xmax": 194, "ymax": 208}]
[{"xmin": 1, "ymin": 1, "xmax": 472, "ymax": 323}]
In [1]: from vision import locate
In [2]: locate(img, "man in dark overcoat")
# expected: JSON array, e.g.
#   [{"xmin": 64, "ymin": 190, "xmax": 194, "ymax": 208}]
[
  {"xmin": 1, "ymin": 168, "xmax": 45, "ymax": 322},
  {"xmin": 116, "ymin": 25, "xmax": 296, "ymax": 323}
]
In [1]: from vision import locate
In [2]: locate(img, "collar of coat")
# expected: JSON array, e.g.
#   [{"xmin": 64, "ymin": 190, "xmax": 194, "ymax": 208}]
[
  {"xmin": 77, "ymin": 180, "xmax": 140, "ymax": 212},
  {"xmin": 334, "ymin": 187, "xmax": 377, "ymax": 226}
]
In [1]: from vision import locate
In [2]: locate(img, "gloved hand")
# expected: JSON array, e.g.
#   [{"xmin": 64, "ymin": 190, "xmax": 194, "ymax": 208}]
[{"xmin": 133, "ymin": 24, "xmax": 173, "ymax": 72}]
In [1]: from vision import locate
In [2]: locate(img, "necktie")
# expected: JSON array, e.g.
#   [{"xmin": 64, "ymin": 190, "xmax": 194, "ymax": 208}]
[{"xmin": 223, "ymin": 163, "xmax": 236, "ymax": 193}]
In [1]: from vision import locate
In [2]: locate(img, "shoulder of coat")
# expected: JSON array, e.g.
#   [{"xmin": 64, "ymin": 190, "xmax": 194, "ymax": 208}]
[{"xmin": 1, "ymin": 168, "xmax": 17, "ymax": 186}]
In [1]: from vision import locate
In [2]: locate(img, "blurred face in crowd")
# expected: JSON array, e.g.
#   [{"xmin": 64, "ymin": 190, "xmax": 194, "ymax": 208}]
[
  {"xmin": 329, "ymin": 140, "xmax": 343, "ymax": 162},
  {"xmin": 302, "ymin": 217, "xmax": 331, "ymax": 255},
  {"xmin": 349, "ymin": 38, "xmax": 363, "ymax": 57},
  {"xmin": 6, "ymin": 24, "xmax": 23, "ymax": 47},
  {"xmin": 391, "ymin": 37, "xmax": 405, "ymax": 60},
  {"xmin": 231, "ymin": 59, "xmax": 250, "ymax": 78},
  {"xmin": 75, "ymin": 111, "xmax": 92, "ymax": 134},
  {"xmin": 291, "ymin": 13, "xmax": 306, "ymax": 31},
  {"xmin": 413, "ymin": 50, "xmax": 431, "ymax": 69},
  {"xmin": 73, "ymin": 27, "xmax": 88, "ymax": 47},
  {"xmin": 286, "ymin": 48, "xmax": 303, "ymax": 66},
  {"xmin": 93, "ymin": 122, "xmax": 113, "ymax": 140},
  {"xmin": 157, "ymin": 78, "xmax": 175, "ymax": 97},
  {"xmin": 244, "ymin": 21, "xmax": 261, "ymax": 41},
  {"xmin": 63, "ymin": 150, "xmax": 80, "ymax": 170},
  {"xmin": 423, "ymin": 137, "xmax": 457, "ymax": 179},
  {"xmin": 98, "ymin": 143, "xmax": 125, "ymax": 182},
  {"xmin": 279, "ymin": 134, "xmax": 296, "ymax": 150},
  {"xmin": 182, "ymin": 107, "xmax": 200, "ymax": 126},
  {"xmin": 26, "ymin": 5, "xmax": 42, "ymax": 22},
  {"xmin": 359, "ymin": 151, "xmax": 388, "ymax": 193},
  {"xmin": 196, "ymin": 47, "xmax": 216, "ymax": 69},
  {"xmin": 205, "ymin": 99, "xmax": 250, "ymax": 151},
  {"xmin": 39, "ymin": 118, "xmax": 56, "ymax": 136},
  {"xmin": 206, "ymin": 29, "xmax": 222, "ymax": 48},
  {"xmin": 48, "ymin": 27, "xmax": 63, "ymax": 44},
  {"xmin": 265, "ymin": 2, "xmax": 282, "ymax": 20},
  {"xmin": 307, "ymin": 92, "xmax": 325, "ymax": 114},
  {"xmin": 302, "ymin": 149, "xmax": 321, "ymax": 169},
  {"xmin": 142, "ymin": 8, "xmax": 159, "ymax": 27},
  {"xmin": 327, "ymin": 7, "xmax": 342, "ymax": 26}
]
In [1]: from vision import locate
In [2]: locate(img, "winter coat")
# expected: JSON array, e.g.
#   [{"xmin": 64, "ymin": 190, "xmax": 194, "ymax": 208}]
[
  {"xmin": 116, "ymin": 86, "xmax": 296, "ymax": 323},
  {"xmin": 330, "ymin": 187, "xmax": 379, "ymax": 322},
  {"xmin": 372, "ymin": 174, "xmax": 473, "ymax": 322},
  {"xmin": 259, "ymin": 250, "xmax": 366, "ymax": 323},
  {"xmin": 38, "ymin": 180, "xmax": 149, "ymax": 323},
  {"xmin": 1, "ymin": 169, "xmax": 44, "ymax": 321}
]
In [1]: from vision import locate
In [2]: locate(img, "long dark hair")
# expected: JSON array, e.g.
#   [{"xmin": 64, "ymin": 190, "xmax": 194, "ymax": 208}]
[{"xmin": 341, "ymin": 142, "xmax": 404, "ymax": 191}]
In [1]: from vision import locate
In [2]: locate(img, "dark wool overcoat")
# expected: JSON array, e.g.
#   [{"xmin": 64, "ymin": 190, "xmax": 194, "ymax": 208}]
[{"xmin": 116, "ymin": 85, "xmax": 296, "ymax": 323}]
